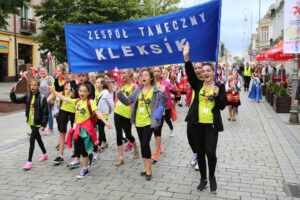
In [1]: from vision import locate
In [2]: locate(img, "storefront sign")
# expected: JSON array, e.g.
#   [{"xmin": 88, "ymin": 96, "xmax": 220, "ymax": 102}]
[
  {"xmin": 284, "ymin": 0, "xmax": 300, "ymax": 54},
  {"xmin": 0, "ymin": 41, "xmax": 9, "ymax": 54}
]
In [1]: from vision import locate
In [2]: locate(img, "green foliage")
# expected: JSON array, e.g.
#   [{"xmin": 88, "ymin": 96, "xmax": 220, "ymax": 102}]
[
  {"xmin": 268, "ymin": 81, "xmax": 275, "ymax": 90},
  {"xmin": 264, "ymin": 75, "xmax": 270, "ymax": 86},
  {"xmin": 272, "ymin": 84, "xmax": 279, "ymax": 94},
  {"xmin": 276, "ymin": 86, "xmax": 289, "ymax": 98},
  {"xmin": 233, "ymin": 56, "xmax": 245, "ymax": 65},
  {"xmin": 32, "ymin": 0, "xmax": 181, "ymax": 63},
  {"xmin": 0, "ymin": 0, "xmax": 26, "ymax": 29}
]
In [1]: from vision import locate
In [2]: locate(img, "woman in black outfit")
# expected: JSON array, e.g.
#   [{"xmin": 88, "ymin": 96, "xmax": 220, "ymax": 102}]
[{"xmin": 183, "ymin": 42, "xmax": 227, "ymax": 193}]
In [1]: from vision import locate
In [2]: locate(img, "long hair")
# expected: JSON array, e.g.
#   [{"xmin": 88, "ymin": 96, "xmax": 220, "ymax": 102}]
[
  {"xmin": 141, "ymin": 69, "xmax": 155, "ymax": 86},
  {"xmin": 78, "ymin": 83, "xmax": 92, "ymax": 99}
]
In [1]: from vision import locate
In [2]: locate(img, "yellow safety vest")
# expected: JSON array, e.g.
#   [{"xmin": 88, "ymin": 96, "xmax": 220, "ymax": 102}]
[{"xmin": 244, "ymin": 66, "xmax": 251, "ymax": 77}]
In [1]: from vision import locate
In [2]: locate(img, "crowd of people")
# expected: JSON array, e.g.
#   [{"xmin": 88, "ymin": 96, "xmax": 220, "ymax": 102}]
[{"xmin": 10, "ymin": 41, "xmax": 295, "ymax": 193}]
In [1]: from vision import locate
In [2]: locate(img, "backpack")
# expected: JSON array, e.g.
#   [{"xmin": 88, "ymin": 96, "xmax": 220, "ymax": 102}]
[{"xmin": 75, "ymin": 99, "xmax": 97, "ymax": 125}]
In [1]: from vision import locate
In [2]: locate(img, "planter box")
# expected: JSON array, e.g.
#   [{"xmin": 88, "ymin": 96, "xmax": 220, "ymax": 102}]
[
  {"xmin": 266, "ymin": 89, "xmax": 271, "ymax": 102},
  {"xmin": 261, "ymin": 85, "xmax": 266, "ymax": 96},
  {"xmin": 273, "ymin": 96, "xmax": 291, "ymax": 113},
  {"xmin": 270, "ymin": 92, "xmax": 274, "ymax": 105}
]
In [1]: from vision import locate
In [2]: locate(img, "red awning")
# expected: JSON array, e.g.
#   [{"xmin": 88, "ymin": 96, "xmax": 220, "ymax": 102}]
[{"xmin": 253, "ymin": 44, "xmax": 299, "ymax": 61}]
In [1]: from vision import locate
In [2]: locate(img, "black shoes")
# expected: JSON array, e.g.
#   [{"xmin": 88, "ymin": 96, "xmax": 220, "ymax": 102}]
[
  {"xmin": 53, "ymin": 156, "xmax": 64, "ymax": 164},
  {"xmin": 140, "ymin": 171, "xmax": 146, "ymax": 176},
  {"xmin": 145, "ymin": 173, "xmax": 152, "ymax": 181},
  {"xmin": 209, "ymin": 176, "xmax": 217, "ymax": 193},
  {"xmin": 197, "ymin": 179, "xmax": 207, "ymax": 191}
]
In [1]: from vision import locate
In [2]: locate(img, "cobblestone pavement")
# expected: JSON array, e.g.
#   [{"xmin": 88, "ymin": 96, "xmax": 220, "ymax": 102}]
[{"xmin": 0, "ymin": 91, "xmax": 299, "ymax": 200}]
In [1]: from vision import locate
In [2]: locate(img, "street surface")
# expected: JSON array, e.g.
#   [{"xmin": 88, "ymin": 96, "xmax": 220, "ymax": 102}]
[{"xmin": 0, "ymin": 91, "xmax": 300, "ymax": 200}]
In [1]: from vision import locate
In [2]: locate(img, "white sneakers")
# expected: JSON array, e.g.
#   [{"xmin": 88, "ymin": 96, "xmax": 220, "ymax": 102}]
[
  {"xmin": 191, "ymin": 153, "xmax": 199, "ymax": 171},
  {"xmin": 170, "ymin": 129, "xmax": 175, "ymax": 137},
  {"xmin": 191, "ymin": 153, "xmax": 197, "ymax": 165}
]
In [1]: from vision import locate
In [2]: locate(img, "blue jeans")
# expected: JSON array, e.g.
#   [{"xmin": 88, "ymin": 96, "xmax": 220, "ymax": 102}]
[{"xmin": 48, "ymin": 103, "xmax": 53, "ymax": 130}]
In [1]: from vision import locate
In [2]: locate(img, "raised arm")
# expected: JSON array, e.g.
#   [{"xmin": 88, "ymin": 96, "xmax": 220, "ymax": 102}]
[
  {"xmin": 117, "ymin": 87, "xmax": 139, "ymax": 106},
  {"xmin": 47, "ymin": 86, "xmax": 71, "ymax": 104},
  {"xmin": 10, "ymin": 86, "xmax": 27, "ymax": 104},
  {"xmin": 54, "ymin": 78, "xmax": 64, "ymax": 92},
  {"xmin": 183, "ymin": 42, "xmax": 200, "ymax": 90}
]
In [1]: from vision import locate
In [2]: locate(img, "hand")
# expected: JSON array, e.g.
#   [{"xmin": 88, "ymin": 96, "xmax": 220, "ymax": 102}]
[
  {"xmin": 183, "ymin": 41, "xmax": 190, "ymax": 62},
  {"xmin": 116, "ymin": 86, "xmax": 120, "ymax": 92},
  {"xmin": 106, "ymin": 122, "xmax": 112, "ymax": 129},
  {"xmin": 158, "ymin": 85, "xmax": 166, "ymax": 93},
  {"xmin": 47, "ymin": 86, "xmax": 55, "ymax": 94},
  {"xmin": 213, "ymin": 86, "xmax": 219, "ymax": 97},
  {"xmin": 295, "ymin": 100, "xmax": 299, "ymax": 105},
  {"xmin": 68, "ymin": 90, "xmax": 74, "ymax": 98},
  {"xmin": 40, "ymin": 127, "xmax": 45, "ymax": 131},
  {"xmin": 10, "ymin": 86, "xmax": 16, "ymax": 93}
]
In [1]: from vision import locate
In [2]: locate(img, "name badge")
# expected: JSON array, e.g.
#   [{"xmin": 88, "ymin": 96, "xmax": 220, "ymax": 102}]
[
  {"xmin": 232, "ymin": 91, "xmax": 235, "ymax": 94},
  {"xmin": 140, "ymin": 107, "xmax": 145, "ymax": 113},
  {"xmin": 203, "ymin": 107, "xmax": 208, "ymax": 114},
  {"xmin": 117, "ymin": 102, "xmax": 121, "ymax": 106}
]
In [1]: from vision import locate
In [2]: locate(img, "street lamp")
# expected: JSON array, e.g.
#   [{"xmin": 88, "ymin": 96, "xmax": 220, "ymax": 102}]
[
  {"xmin": 138, "ymin": 0, "xmax": 146, "ymax": 11},
  {"xmin": 138, "ymin": 0, "xmax": 155, "ymax": 17},
  {"xmin": 243, "ymin": 8, "xmax": 253, "ymax": 35}
]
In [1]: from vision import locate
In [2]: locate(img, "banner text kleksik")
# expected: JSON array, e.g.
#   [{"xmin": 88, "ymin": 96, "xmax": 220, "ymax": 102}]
[{"xmin": 64, "ymin": 0, "xmax": 222, "ymax": 73}]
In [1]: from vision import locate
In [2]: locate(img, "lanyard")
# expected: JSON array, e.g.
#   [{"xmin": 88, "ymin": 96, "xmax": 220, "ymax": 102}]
[
  {"xmin": 31, "ymin": 96, "xmax": 35, "ymax": 113},
  {"xmin": 204, "ymin": 84, "xmax": 214, "ymax": 106},
  {"xmin": 141, "ymin": 87, "xmax": 152, "ymax": 105}
]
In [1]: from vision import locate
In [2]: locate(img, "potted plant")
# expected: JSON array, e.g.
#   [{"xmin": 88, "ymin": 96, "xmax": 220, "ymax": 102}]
[
  {"xmin": 273, "ymin": 86, "xmax": 291, "ymax": 113},
  {"xmin": 270, "ymin": 84, "xmax": 279, "ymax": 106},
  {"xmin": 266, "ymin": 81, "xmax": 274, "ymax": 103},
  {"xmin": 261, "ymin": 75, "xmax": 269, "ymax": 96}
]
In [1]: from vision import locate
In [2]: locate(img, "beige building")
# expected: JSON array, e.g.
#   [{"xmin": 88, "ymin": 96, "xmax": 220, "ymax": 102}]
[
  {"xmin": 218, "ymin": 41, "xmax": 231, "ymax": 64},
  {"xmin": 257, "ymin": 4, "xmax": 275, "ymax": 52},
  {"xmin": 0, "ymin": 0, "xmax": 43, "ymax": 82}
]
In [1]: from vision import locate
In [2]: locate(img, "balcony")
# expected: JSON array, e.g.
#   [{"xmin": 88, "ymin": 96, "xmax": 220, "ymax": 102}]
[{"xmin": 20, "ymin": 18, "xmax": 36, "ymax": 35}]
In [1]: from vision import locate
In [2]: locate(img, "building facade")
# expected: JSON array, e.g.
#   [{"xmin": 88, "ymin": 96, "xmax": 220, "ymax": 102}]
[
  {"xmin": 218, "ymin": 41, "xmax": 232, "ymax": 65},
  {"xmin": 0, "ymin": 0, "xmax": 43, "ymax": 82}
]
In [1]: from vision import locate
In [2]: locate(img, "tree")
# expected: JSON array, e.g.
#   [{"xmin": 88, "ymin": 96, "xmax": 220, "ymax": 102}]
[
  {"xmin": 32, "ymin": 0, "xmax": 181, "ymax": 63},
  {"xmin": 0, "ymin": 0, "xmax": 25, "ymax": 29},
  {"xmin": 233, "ymin": 56, "xmax": 245, "ymax": 65}
]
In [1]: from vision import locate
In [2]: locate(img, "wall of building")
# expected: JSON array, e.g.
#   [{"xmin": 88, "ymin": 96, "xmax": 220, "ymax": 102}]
[{"xmin": 0, "ymin": 0, "xmax": 42, "ymax": 82}]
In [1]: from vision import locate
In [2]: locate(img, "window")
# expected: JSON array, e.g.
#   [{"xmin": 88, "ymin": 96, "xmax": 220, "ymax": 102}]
[
  {"xmin": 261, "ymin": 26, "xmax": 269, "ymax": 41},
  {"xmin": 21, "ymin": 6, "xmax": 32, "ymax": 19}
]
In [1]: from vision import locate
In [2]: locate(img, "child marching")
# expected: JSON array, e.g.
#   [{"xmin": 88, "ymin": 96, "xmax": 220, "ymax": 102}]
[
  {"xmin": 117, "ymin": 69, "xmax": 168, "ymax": 180},
  {"xmin": 48, "ymin": 83, "xmax": 112, "ymax": 178},
  {"xmin": 10, "ymin": 79, "xmax": 49, "ymax": 170}
]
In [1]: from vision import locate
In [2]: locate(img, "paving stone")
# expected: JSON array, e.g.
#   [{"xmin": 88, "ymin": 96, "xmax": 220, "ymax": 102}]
[{"xmin": 0, "ymin": 92, "xmax": 298, "ymax": 199}]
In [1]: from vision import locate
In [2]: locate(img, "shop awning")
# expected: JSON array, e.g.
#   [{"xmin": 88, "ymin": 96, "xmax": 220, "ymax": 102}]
[{"xmin": 253, "ymin": 44, "xmax": 299, "ymax": 61}]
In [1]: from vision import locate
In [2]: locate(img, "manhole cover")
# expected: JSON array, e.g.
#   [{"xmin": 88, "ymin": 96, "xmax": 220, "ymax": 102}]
[{"xmin": 284, "ymin": 184, "xmax": 300, "ymax": 198}]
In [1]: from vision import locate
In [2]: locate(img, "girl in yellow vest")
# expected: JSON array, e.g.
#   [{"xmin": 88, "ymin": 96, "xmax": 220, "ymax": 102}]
[
  {"xmin": 183, "ymin": 42, "xmax": 227, "ymax": 193},
  {"xmin": 109, "ymin": 69, "xmax": 139, "ymax": 166},
  {"xmin": 117, "ymin": 69, "xmax": 168, "ymax": 180}
]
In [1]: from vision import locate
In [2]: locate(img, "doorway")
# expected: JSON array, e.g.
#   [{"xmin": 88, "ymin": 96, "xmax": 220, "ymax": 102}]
[{"xmin": 0, "ymin": 53, "xmax": 8, "ymax": 82}]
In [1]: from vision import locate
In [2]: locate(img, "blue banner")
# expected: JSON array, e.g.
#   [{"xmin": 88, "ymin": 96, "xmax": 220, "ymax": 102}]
[{"xmin": 64, "ymin": 0, "xmax": 222, "ymax": 73}]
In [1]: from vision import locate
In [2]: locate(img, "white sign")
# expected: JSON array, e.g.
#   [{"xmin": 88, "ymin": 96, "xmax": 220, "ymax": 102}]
[
  {"xmin": 284, "ymin": 0, "xmax": 300, "ymax": 54},
  {"xmin": 18, "ymin": 59, "xmax": 25, "ymax": 65}
]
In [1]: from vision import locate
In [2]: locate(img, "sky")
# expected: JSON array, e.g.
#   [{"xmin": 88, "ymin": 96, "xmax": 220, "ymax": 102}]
[{"xmin": 178, "ymin": 0, "xmax": 276, "ymax": 58}]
